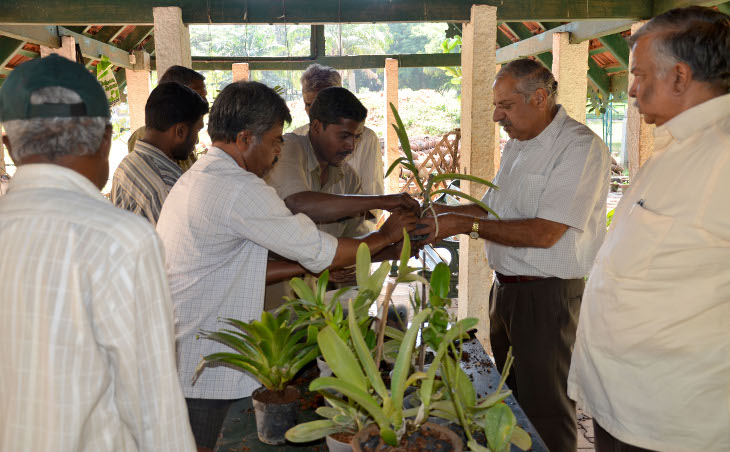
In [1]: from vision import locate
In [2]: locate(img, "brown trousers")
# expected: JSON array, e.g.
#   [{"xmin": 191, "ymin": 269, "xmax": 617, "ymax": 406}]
[{"xmin": 489, "ymin": 277, "xmax": 584, "ymax": 452}]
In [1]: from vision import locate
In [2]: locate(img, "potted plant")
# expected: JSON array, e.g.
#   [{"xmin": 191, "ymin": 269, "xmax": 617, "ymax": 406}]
[{"xmin": 195, "ymin": 310, "xmax": 319, "ymax": 445}]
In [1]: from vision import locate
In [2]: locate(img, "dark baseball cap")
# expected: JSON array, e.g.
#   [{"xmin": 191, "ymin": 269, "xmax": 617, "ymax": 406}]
[{"xmin": 0, "ymin": 54, "xmax": 111, "ymax": 122}]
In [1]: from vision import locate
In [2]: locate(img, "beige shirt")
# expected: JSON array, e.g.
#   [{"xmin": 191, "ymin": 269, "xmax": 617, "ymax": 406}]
[
  {"xmin": 267, "ymin": 132, "xmax": 370, "ymax": 238},
  {"xmin": 293, "ymin": 124, "xmax": 384, "ymax": 229},
  {"xmin": 0, "ymin": 164, "xmax": 195, "ymax": 452},
  {"xmin": 568, "ymin": 94, "xmax": 730, "ymax": 452},
  {"xmin": 482, "ymin": 106, "xmax": 611, "ymax": 278}
]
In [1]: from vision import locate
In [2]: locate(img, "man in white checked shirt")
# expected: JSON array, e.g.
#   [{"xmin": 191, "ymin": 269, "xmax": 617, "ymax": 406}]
[
  {"xmin": 0, "ymin": 55, "xmax": 195, "ymax": 452},
  {"xmin": 156, "ymin": 81, "xmax": 426, "ymax": 451},
  {"xmin": 425, "ymin": 59, "xmax": 611, "ymax": 452}
]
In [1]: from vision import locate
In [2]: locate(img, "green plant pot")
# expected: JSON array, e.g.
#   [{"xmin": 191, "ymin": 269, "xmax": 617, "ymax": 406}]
[
  {"xmin": 351, "ymin": 422, "xmax": 463, "ymax": 452},
  {"xmin": 252, "ymin": 386, "xmax": 300, "ymax": 445}
]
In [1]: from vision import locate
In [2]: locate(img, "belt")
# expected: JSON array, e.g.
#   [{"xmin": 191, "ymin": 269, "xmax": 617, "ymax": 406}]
[{"xmin": 495, "ymin": 272, "xmax": 549, "ymax": 284}]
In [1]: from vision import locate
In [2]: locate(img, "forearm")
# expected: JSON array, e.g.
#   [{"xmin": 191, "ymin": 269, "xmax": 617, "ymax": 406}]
[
  {"xmin": 440, "ymin": 214, "xmax": 567, "ymax": 248},
  {"xmin": 429, "ymin": 202, "xmax": 491, "ymax": 219},
  {"xmin": 285, "ymin": 192, "xmax": 385, "ymax": 223},
  {"xmin": 329, "ymin": 231, "xmax": 393, "ymax": 269},
  {"xmin": 266, "ymin": 260, "xmax": 306, "ymax": 284}
]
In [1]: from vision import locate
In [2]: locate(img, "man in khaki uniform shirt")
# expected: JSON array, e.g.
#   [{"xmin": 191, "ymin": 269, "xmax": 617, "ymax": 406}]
[{"xmin": 265, "ymin": 87, "xmax": 419, "ymax": 309}]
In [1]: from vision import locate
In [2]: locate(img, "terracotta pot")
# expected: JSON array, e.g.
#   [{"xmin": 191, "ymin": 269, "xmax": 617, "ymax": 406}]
[
  {"xmin": 252, "ymin": 386, "xmax": 299, "ymax": 445},
  {"xmin": 351, "ymin": 422, "xmax": 463, "ymax": 452}
]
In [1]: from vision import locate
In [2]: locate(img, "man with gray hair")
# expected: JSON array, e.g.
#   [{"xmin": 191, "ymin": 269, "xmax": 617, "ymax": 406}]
[
  {"xmin": 425, "ymin": 58, "xmax": 611, "ymax": 451},
  {"xmin": 295, "ymin": 64, "xmax": 384, "ymax": 228},
  {"xmin": 0, "ymin": 55, "xmax": 196, "ymax": 451},
  {"xmin": 569, "ymin": 7, "xmax": 730, "ymax": 451}
]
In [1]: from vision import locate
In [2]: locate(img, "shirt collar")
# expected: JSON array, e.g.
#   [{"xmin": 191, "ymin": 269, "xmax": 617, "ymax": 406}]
[
  {"xmin": 300, "ymin": 132, "xmax": 345, "ymax": 187},
  {"xmin": 658, "ymin": 93, "xmax": 730, "ymax": 143},
  {"xmin": 518, "ymin": 105, "xmax": 568, "ymax": 148},
  {"xmin": 134, "ymin": 140, "xmax": 181, "ymax": 173},
  {"xmin": 7, "ymin": 163, "xmax": 104, "ymax": 200}
]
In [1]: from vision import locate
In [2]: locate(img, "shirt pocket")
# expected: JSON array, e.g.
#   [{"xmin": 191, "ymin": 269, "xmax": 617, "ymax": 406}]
[
  {"xmin": 605, "ymin": 203, "xmax": 674, "ymax": 279},
  {"xmin": 514, "ymin": 174, "xmax": 548, "ymax": 218}
]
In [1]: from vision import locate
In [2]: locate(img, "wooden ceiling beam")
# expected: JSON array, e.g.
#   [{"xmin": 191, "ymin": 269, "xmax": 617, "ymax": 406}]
[
  {"xmin": 0, "ymin": 36, "xmax": 26, "ymax": 70},
  {"xmin": 0, "ymin": 0, "xmax": 653, "ymax": 25},
  {"xmin": 597, "ymin": 33, "xmax": 630, "ymax": 68}
]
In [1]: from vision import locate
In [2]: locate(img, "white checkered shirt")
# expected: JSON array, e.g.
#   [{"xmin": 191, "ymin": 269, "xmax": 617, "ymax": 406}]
[
  {"xmin": 482, "ymin": 106, "xmax": 611, "ymax": 279},
  {"xmin": 0, "ymin": 164, "xmax": 195, "ymax": 452},
  {"xmin": 156, "ymin": 147, "xmax": 338, "ymax": 400}
]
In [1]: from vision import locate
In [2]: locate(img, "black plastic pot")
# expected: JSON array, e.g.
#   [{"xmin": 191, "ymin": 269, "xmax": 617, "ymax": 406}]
[
  {"xmin": 352, "ymin": 422, "xmax": 463, "ymax": 452},
  {"xmin": 252, "ymin": 386, "xmax": 300, "ymax": 445}
]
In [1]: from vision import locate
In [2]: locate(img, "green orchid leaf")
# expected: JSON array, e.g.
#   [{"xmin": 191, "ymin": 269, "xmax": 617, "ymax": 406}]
[
  {"xmin": 431, "ymin": 173, "xmax": 499, "ymax": 190},
  {"xmin": 289, "ymin": 277, "xmax": 317, "ymax": 302},
  {"xmin": 430, "ymin": 189, "xmax": 501, "ymax": 219},
  {"xmin": 385, "ymin": 157, "xmax": 409, "ymax": 178},
  {"xmin": 285, "ymin": 419, "xmax": 343, "ymax": 443},
  {"xmin": 429, "ymin": 263, "xmax": 451, "ymax": 299},
  {"xmin": 316, "ymin": 271, "xmax": 329, "ymax": 305},
  {"xmin": 391, "ymin": 308, "xmax": 432, "ymax": 425},
  {"xmin": 355, "ymin": 242, "xmax": 372, "ymax": 287},
  {"xmin": 398, "ymin": 231, "xmax": 411, "ymax": 276},
  {"xmin": 317, "ymin": 326, "xmax": 367, "ymax": 392},
  {"xmin": 365, "ymin": 261, "xmax": 391, "ymax": 296},
  {"xmin": 315, "ymin": 406, "xmax": 340, "ymax": 419},
  {"xmin": 347, "ymin": 299, "xmax": 388, "ymax": 400},
  {"xmin": 483, "ymin": 403, "xmax": 517, "ymax": 452},
  {"xmin": 510, "ymin": 426, "xmax": 532, "ymax": 450},
  {"xmin": 467, "ymin": 439, "xmax": 491, "ymax": 452},
  {"xmin": 310, "ymin": 377, "xmax": 390, "ymax": 431}
]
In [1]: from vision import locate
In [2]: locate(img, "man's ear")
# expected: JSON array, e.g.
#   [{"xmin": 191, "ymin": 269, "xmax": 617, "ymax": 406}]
[
  {"xmin": 671, "ymin": 62, "xmax": 692, "ymax": 95},
  {"xmin": 235, "ymin": 129, "xmax": 254, "ymax": 150},
  {"xmin": 98, "ymin": 124, "xmax": 113, "ymax": 159},
  {"xmin": 310, "ymin": 119, "xmax": 323, "ymax": 135},
  {"xmin": 2, "ymin": 133, "xmax": 12, "ymax": 157},
  {"xmin": 174, "ymin": 122, "xmax": 189, "ymax": 141},
  {"xmin": 532, "ymin": 88, "xmax": 549, "ymax": 110}
]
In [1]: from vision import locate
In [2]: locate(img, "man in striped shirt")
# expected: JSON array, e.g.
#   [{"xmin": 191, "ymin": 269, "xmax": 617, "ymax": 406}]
[
  {"xmin": 0, "ymin": 55, "xmax": 196, "ymax": 452},
  {"xmin": 111, "ymin": 82, "xmax": 208, "ymax": 225}
]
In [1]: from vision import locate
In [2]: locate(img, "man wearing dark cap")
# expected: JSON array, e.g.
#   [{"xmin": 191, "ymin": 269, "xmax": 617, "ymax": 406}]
[
  {"xmin": 111, "ymin": 82, "xmax": 208, "ymax": 225},
  {"xmin": 0, "ymin": 55, "xmax": 196, "ymax": 452}
]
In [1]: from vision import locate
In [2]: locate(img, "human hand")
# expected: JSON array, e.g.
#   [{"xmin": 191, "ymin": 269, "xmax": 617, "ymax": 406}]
[
  {"xmin": 422, "ymin": 214, "xmax": 454, "ymax": 245},
  {"xmin": 384, "ymin": 193, "xmax": 421, "ymax": 215},
  {"xmin": 380, "ymin": 210, "xmax": 419, "ymax": 243}
]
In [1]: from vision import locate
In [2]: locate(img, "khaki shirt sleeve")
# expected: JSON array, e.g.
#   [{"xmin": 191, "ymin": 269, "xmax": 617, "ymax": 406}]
[
  {"xmin": 266, "ymin": 135, "xmax": 313, "ymax": 201},
  {"xmin": 127, "ymin": 126, "xmax": 146, "ymax": 154}
]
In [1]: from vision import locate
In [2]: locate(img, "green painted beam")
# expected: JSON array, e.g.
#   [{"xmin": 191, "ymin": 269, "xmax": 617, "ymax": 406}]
[
  {"xmin": 589, "ymin": 47, "xmax": 610, "ymax": 56},
  {"xmin": 604, "ymin": 66, "xmax": 626, "ymax": 73},
  {"xmin": 0, "ymin": 25, "xmax": 59, "ymax": 48},
  {"xmin": 587, "ymin": 57, "xmax": 610, "ymax": 94},
  {"xmin": 143, "ymin": 37, "xmax": 155, "ymax": 56},
  {"xmin": 176, "ymin": 53, "xmax": 462, "ymax": 71},
  {"xmin": 597, "ymin": 33, "xmax": 629, "ymax": 68},
  {"xmin": 310, "ymin": 25, "xmax": 325, "ymax": 58},
  {"xmin": 503, "ymin": 22, "xmax": 553, "ymax": 69},
  {"xmin": 652, "ymin": 0, "xmax": 727, "ymax": 16},
  {"xmin": 91, "ymin": 26, "xmax": 125, "ymax": 44},
  {"xmin": 118, "ymin": 26, "xmax": 153, "ymax": 51},
  {"xmin": 63, "ymin": 25, "xmax": 92, "ymax": 34},
  {"xmin": 496, "ymin": 29, "xmax": 514, "ymax": 48},
  {"xmin": 538, "ymin": 21, "xmax": 563, "ymax": 30},
  {"xmin": 0, "ymin": 36, "xmax": 26, "ymax": 69},
  {"xmin": 15, "ymin": 48, "xmax": 39, "ymax": 58},
  {"xmin": 716, "ymin": 1, "xmax": 730, "ymax": 14},
  {"xmin": 496, "ymin": 19, "xmax": 634, "ymax": 63},
  {"xmin": 0, "ymin": 0, "xmax": 653, "ymax": 25}
]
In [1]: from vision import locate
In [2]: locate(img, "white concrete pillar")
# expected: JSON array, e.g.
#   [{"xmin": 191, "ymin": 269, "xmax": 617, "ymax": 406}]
[
  {"xmin": 458, "ymin": 4, "xmax": 498, "ymax": 350},
  {"xmin": 40, "ymin": 36, "xmax": 76, "ymax": 61},
  {"xmin": 153, "ymin": 6, "xmax": 193, "ymax": 78},
  {"xmin": 552, "ymin": 32, "xmax": 589, "ymax": 124},
  {"xmin": 384, "ymin": 58, "xmax": 400, "ymax": 195},
  {"xmin": 125, "ymin": 51, "xmax": 152, "ymax": 132},
  {"xmin": 626, "ymin": 21, "xmax": 655, "ymax": 178},
  {"xmin": 232, "ymin": 63, "xmax": 250, "ymax": 82}
]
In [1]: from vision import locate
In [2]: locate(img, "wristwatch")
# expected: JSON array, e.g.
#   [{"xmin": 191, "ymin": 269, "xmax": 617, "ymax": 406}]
[{"xmin": 469, "ymin": 218, "xmax": 480, "ymax": 239}]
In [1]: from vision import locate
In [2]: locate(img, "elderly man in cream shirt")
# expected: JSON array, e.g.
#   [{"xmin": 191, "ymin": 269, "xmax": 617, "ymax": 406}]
[{"xmin": 568, "ymin": 6, "xmax": 730, "ymax": 452}]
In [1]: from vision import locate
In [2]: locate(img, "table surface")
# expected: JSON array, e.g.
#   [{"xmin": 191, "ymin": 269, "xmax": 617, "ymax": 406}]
[{"xmin": 214, "ymin": 338, "xmax": 548, "ymax": 452}]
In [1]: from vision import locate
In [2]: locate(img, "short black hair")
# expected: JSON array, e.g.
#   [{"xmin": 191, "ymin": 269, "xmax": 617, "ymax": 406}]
[
  {"xmin": 145, "ymin": 82, "xmax": 209, "ymax": 132},
  {"xmin": 159, "ymin": 65, "xmax": 205, "ymax": 86},
  {"xmin": 208, "ymin": 81, "xmax": 292, "ymax": 142},
  {"xmin": 308, "ymin": 87, "xmax": 367, "ymax": 127}
]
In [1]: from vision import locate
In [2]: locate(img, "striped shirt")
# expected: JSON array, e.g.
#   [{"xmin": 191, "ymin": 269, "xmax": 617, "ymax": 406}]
[
  {"xmin": 111, "ymin": 140, "xmax": 183, "ymax": 225},
  {"xmin": 156, "ymin": 147, "xmax": 338, "ymax": 400},
  {"xmin": 0, "ymin": 164, "xmax": 195, "ymax": 452},
  {"xmin": 482, "ymin": 106, "xmax": 611, "ymax": 279}
]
